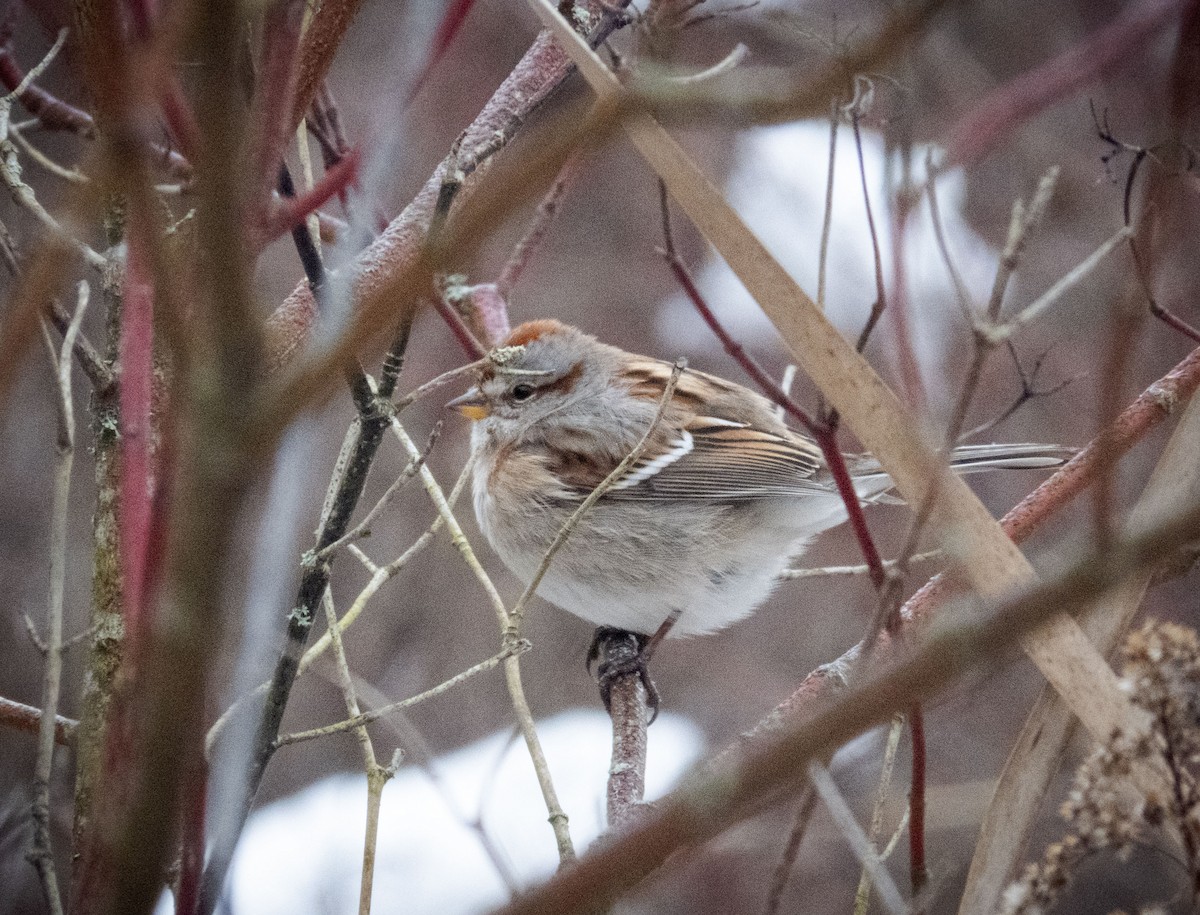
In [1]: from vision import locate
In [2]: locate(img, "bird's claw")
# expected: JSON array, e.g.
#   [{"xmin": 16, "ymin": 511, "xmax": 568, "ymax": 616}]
[{"xmin": 587, "ymin": 627, "xmax": 661, "ymax": 723}]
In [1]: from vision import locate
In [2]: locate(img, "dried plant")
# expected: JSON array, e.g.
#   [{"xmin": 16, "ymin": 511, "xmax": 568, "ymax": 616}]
[{"xmin": 1002, "ymin": 621, "xmax": 1200, "ymax": 915}]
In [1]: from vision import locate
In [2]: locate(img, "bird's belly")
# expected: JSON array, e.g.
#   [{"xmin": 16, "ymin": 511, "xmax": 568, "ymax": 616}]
[{"xmin": 476, "ymin": 487, "xmax": 811, "ymax": 637}]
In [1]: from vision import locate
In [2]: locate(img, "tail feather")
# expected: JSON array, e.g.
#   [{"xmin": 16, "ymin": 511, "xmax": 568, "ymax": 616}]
[
  {"xmin": 947, "ymin": 443, "xmax": 1074, "ymax": 473},
  {"xmin": 850, "ymin": 443, "xmax": 1072, "ymax": 488}
]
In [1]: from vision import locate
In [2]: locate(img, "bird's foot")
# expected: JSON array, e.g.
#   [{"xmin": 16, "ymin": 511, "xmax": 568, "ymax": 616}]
[{"xmin": 586, "ymin": 627, "xmax": 660, "ymax": 722}]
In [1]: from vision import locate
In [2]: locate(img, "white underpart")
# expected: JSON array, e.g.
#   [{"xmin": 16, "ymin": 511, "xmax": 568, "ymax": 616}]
[{"xmin": 610, "ymin": 429, "xmax": 694, "ymax": 490}]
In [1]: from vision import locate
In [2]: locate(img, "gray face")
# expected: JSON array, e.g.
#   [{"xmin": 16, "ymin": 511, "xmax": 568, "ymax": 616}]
[{"xmin": 449, "ymin": 328, "xmax": 605, "ymax": 441}]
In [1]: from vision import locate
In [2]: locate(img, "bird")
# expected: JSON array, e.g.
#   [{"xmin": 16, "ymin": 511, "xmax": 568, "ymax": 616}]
[{"xmin": 448, "ymin": 319, "xmax": 1068, "ymax": 711}]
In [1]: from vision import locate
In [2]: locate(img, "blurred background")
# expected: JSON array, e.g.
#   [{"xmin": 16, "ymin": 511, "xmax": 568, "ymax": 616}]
[{"xmin": 0, "ymin": 0, "xmax": 1197, "ymax": 911}]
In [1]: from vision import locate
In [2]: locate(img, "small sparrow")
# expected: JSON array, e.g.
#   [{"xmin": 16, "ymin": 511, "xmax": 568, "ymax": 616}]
[{"xmin": 449, "ymin": 320, "xmax": 1067, "ymax": 707}]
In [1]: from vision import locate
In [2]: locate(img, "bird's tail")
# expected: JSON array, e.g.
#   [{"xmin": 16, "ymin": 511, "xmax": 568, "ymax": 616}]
[
  {"xmin": 946, "ymin": 442, "xmax": 1075, "ymax": 473},
  {"xmin": 847, "ymin": 442, "xmax": 1072, "ymax": 505},
  {"xmin": 851, "ymin": 442, "xmax": 1072, "ymax": 480}
]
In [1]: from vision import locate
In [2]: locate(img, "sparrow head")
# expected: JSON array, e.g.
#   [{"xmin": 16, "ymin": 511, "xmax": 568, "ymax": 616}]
[{"xmin": 447, "ymin": 321, "xmax": 609, "ymax": 436}]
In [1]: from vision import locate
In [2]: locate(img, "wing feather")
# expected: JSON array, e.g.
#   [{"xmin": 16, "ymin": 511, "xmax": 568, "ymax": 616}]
[{"xmin": 603, "ymin": 416, "xmax": 827, "ymax": 501}]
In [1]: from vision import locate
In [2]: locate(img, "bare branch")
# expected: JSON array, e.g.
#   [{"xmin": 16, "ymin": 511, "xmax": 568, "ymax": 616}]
[{"xmin": 275, "ymin": 642, "xmax": 531, "ymax": 748}]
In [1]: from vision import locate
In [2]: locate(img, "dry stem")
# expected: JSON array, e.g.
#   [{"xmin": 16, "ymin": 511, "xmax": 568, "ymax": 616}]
[{"xmin": 28, "ymin": 281, "xmax": 86, "ymax": 915}]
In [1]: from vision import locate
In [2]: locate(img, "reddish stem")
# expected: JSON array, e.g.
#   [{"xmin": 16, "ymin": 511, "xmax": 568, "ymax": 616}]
[
  {"xmin": 259, "ymin": 148, "xmax": 362, "ymax": 246},
  {"xmin": 433, "ymin": 293, "xmax": 487, "ymax": 358},
  {"xmin": 158, "ymin": 78, "xmax": 201, "ymax": 162},
  {"xmin": 810, "ymin": 426, "xmax": 886, "ymax": 589},
  {"xmin": 908, "ymin": 704, "xmax": 927, "ymax": 897},
  {"xmin": 175, "ymin": 758, "xmax": 207, "ymax": 915},
  {"xmin": 251, "ymin": 0, "xmax": 306, "ymax": 213},
  {"xmin": 0, "ymin": 47, "xmax": 95, "ymax": 135},
  {"xmin": 408, "ymin": 0, "xmax": 480, "ymax": 102},
  {"xmin": 663, "ymin": 248, "xmax": 887, "ymax": 587},
  {"xmin": 497, "ymin": 152, "xmax": 579, "ymax": 296},
  {"xmin": 0, "ymin": 696, "xmax": 75, "ymax": 745},
  {"xmin": 1150, "ymin": 300, "xmax": 1200, "ymax": 345},
  {"xmin": 942, "ymin": 0, "xmax": 1184, "ymax": 171}
]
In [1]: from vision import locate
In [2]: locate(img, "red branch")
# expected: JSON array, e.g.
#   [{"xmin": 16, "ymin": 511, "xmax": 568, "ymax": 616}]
[
  {"xmin": 661, "ymin": 240, "xmax": 887, "ymax": 588},
  {"xmin": 259, "ymin": 147, "xmax": 362, "ymax": 246},
  {"xmin": 0, "ymin": 47, "xmax": 94, "ymax": 135},
  {"xmin": 251, "ymin": 0, "xmax": 306, "ymax": 214},
  {"xmin": 175, "ymin": 758, "xmax": 207, "ymax": 915},
  {"xmin": 942, "ymin": 0, "xmax": 1185, "ymax": 171},
  {"xmin": 408, "ymin": 0, "xmax": 480, "ymax": 102},
  {"xmin": 263, "ymin": 29, "xmax": 579, "ymax": 372},
  {"xmin": 0, "ymin": 46, "xmax": 194, "ymax": 180}
]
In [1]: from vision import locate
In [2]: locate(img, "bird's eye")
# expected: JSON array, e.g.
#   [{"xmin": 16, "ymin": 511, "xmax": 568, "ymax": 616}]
[{"xmin": 511, "ymin": 383, "xmax": 535, "ymax": 401}]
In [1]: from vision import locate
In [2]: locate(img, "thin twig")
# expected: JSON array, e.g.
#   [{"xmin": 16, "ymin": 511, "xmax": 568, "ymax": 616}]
[
  {"xmin": 994, "ymin": 227, "xmax": 1132, "ymax": 340},
  {"xmin": 205, "ymin": 454, "xmax": 470, "ymax": 757},
  {"xmin": 27, "ymin": 280, "xmax": 85, "ymax": 915},
  {"xmin": 808, "ymin": 760, "xmax": 907, "ymax": 915},
  {"xmin": 497, "ymin": 152, "xmax": 580, "ymax": 296},
  {"xmin": 779, "ymin": 550, "xmax": 942, "ymax": 580},
  {"xmin": 48, "ymin": 300, "xmax": 115, "ymax": 393},
  {"xmin": 387, "ymin": 417, "xmax": 576, "ymax": 864},
  {"xmin": 854, "ymin": 715, "xmax": 906, "ymax": 915},
  {"xmin": 924, "ymin": 153, "xmax": 975, "ymax": 323},
  {"xmin": 849, "ymin": 101, "xmax": 887, "ymax": 356},
  {"xmin": 816, "ymin": 99, "xmax": 838, "ymax": 312},
  {"xmin": 0, "ymin": 33, "xmax": 105, "ymax": 272},
  {"xmin": 277, "ymin": 642, "xmax": 531, "ymax": 748},
  {"xmin": 314, "ymin": 421, "xmax": 442, "ymax": 561},
  {"xmin": 393, "ymin": 358, "xmax": 488, "ymax": 411},
  {"xmin": 318, "ymin": 586, "xmax": 389, "ymax": 915},
  {"xmin": 762, "ymin": 784, "xmax": 818, "ymax": 915}
]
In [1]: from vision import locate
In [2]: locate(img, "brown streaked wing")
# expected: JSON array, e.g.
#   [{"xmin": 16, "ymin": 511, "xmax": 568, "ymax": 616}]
[{"xmin": 583, "ymin": 419, "xmax": 826, "ymax": 502}]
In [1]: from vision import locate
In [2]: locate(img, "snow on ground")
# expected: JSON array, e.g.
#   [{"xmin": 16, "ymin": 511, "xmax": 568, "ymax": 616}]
[{"xmin": 188, "ymin": 710, "xmax": 703, "ymax": 915}]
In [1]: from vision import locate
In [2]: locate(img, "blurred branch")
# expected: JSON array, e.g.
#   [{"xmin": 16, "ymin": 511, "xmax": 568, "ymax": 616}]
[
  {"xmin": 263, "ymin": 9, "xmax": 631, "ymax": 375},
  {"xmin": 96, "ymin": 0, "xmax": 265, "ymax": 905},
  {"xmin": 941, "ymin": 0, "xmax": 1185, "ymax": 172},
  {"xmin": 762, "ymin": 785, "xmax": 817, "ymax": 915},
  {"xmin": 0, "ymin": 696, "xmax": 76, "ymax": 744},
  {"xmin": 0, "ymin": 42, "xmax": 192, "ymax": 180},
  {"xmin": 808, "ymin": 760, "xmax": 906, "ymax": 915}
]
